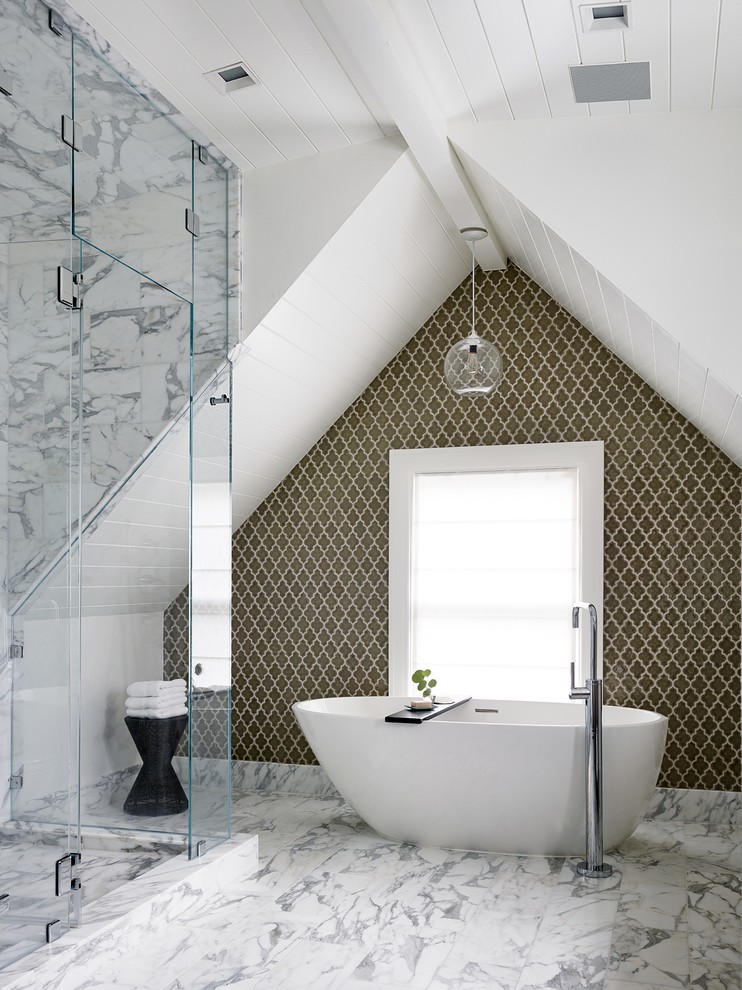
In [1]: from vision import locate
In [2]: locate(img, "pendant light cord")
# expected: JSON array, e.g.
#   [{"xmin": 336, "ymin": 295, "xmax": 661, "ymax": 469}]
[{"xmin": 471, "ymin": 241, "xmax": 476, "ymax": 339}]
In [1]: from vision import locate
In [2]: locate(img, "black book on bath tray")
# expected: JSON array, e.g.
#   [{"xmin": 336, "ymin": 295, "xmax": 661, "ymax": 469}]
[{"xmin": 385, "ymin": 697, "xmax": 471, "ymax": 725}]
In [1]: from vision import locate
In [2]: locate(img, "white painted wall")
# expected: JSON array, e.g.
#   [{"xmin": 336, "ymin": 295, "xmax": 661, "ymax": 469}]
[
  {"xmin": 450, "ymin": 111, "xmax": 742, "ymax": 399},
  {"xmin": 243, "ymin": 136, "xmax": 405, "ymax": 334},
  {"xmin": 79, "ymin": 612, "xmax": 164, "ymax": 785}
]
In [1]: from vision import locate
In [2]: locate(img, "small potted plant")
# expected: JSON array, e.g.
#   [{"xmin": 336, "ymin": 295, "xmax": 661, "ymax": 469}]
[{"xmin": 410, "ymin": 668, "xmax": 437, "ymax": 708}]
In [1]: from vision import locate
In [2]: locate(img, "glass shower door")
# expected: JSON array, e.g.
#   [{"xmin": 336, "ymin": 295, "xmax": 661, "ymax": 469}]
[
  {"xmin": 1, "ymin": 0, "xmax": 82, "ymax": 960},
  {"xmin": 188, "ymin": 363, "xmax": 232, "ymax": 857}
]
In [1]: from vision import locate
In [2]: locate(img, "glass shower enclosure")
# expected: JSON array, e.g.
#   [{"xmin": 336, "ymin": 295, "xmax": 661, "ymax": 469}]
[{"xmin": 1, "ymin": 0, "xmax": 234, "ymax": 967}]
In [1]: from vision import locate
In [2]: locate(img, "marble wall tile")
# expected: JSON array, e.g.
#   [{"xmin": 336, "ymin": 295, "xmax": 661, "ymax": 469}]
[
  {"xmin": 647, "ymin": 786, "xmax": 742, "ymax": 826},
  {"xmin": 232, "ymin": 760, "xmax": 341, "ymax": 799}
]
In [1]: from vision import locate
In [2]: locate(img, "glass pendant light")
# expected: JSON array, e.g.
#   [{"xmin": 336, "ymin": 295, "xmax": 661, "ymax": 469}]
[{"xmin": 444, "ymin": 227, "xmax": 503, "ymax": 397}]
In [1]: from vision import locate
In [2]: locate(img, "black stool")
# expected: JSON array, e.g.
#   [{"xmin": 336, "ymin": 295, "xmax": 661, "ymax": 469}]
[{"xmin": 123, "ymin": 714, "xmax": 188, "ymax": 816}]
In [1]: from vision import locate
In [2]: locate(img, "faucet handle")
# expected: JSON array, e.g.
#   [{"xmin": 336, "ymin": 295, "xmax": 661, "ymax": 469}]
[{"xmin": 569, "ymin": 661, "xmax": 589, "ymax": 700}]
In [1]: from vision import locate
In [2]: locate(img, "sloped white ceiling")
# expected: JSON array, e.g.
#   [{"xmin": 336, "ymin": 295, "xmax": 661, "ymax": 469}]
[
  {"xmin": 243, "ymin": 136, "xmax": 406, "ymax": 332},
  {"xmin": 450, "ymin": 113, "xmax": 742, "ymax": 400},
  {"xmin": 63, "ymin": 0, "xmax": 742, "ymax": 477},
  {"xmin": 231, "ymin": 149, "xmax": 470, "ymax": 528},
  {"xmin": 449, "ymin": 116, "xmax": 742, "ymax": 467}
]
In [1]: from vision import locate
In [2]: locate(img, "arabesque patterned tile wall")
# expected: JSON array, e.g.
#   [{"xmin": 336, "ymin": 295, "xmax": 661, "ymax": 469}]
[{"xmin": 166, "ymin": 263, "xmax": 741, "ymax": 791}]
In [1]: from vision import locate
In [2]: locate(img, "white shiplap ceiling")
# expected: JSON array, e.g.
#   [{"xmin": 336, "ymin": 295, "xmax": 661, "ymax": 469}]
[{"xmin": 64, "ymin": 0, "xmax": 742, "ymax": 494}]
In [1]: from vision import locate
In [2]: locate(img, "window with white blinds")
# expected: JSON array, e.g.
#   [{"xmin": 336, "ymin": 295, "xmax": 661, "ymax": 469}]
[{"xmin": 389, "ymin": 443, "xmax": 604, "ymax": 703}]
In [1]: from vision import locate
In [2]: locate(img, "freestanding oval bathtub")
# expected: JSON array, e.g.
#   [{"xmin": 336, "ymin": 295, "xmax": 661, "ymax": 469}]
[{"xmin": 293, "ymin": 697, "xmax": 668, "ymax": 856}]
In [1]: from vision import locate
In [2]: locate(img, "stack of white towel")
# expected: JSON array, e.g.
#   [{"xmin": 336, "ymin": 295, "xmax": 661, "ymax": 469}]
[{"xmin": 126, "ymin": 679, "xmax": 187, "ymax": 719}]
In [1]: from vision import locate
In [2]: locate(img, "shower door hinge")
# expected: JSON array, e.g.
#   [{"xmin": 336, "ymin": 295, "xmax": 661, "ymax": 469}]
[
  {"xmin": 0, "ymin": 68, "xmax": 12, "ymax": 98},
  {"xmin": 55, "ymin": 851, "xmax": 81, "ymax": 897},
  {"xmin": 49, "ymin": 8, "xmax": 64, "ymax": 35},
  {"xmin": 61, "ymin": 114, "xmax": 84, "ymax": 152},
  {"xmin": 46, "ymin": 919, "xmax": 62, "ymax": 943},
  {"xmin": 10, "ymin": 643, "xmax": 23, "ymax": 660},
  {"xmin": 0, "ymin": 894, "xmax": 9, "ymax": 917},
  {"xmin": 185, "ymin": 209, "xmax": 200, "ymax": 237},
  {"xmin": 57, "ymin": 266, "xmax": 83, "ymax": 309},
  {"xmin": 9, "ymin": 768, "xmax": 23, "ymax": 790},
  {"xmin": 197, "ymin": 145, "xmax": 209, "ymax": 165}
]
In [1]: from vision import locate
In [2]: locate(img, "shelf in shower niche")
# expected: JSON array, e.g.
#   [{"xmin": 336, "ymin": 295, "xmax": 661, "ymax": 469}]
[{"xmin": 385, "ymin": 697, "xmax": 471, "ymax": 725}]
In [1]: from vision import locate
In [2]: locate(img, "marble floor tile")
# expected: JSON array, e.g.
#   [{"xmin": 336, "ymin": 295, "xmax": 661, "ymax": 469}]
[
  {"xmin": 607, "ymin": 921, "xmax": 691, "ymax": 988},
  {"xmin": 5, "ymin": 785, "xmax": 741, "ymax": 990},
  {"xmin": 347, "ymin": 927, "xmax": 458, "ymax": 987},
  {"xmin": 689, "ymin": 958, "xmax": 742, "ymax": 990},
  {"xmin": 516, "ymin": 926, "xmax": 613, "ymax": 990}
]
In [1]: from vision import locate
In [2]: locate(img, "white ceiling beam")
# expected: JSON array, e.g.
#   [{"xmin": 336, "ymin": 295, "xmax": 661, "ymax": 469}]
[{"xmin": 313, "ymin": 0, "xmax": 507, "ymax": 270}]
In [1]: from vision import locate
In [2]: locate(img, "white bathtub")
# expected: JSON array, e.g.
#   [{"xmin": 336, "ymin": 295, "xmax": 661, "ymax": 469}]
[{"xmin": 293, "ymin": 697, "xmax": 668, "ymax": 856}]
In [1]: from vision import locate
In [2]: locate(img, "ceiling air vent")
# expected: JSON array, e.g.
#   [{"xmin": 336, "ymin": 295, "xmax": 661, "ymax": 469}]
[
  {"xmin": 580, "ymin": 3, "xmax": 632, "ymax": 31},
  {"xmin": 204, "ymin": 62, "xmax": 257, "ymax": 95},
  {"xmin": 569, "ymin": 61, "xmax": 651, "ymax": 103}
]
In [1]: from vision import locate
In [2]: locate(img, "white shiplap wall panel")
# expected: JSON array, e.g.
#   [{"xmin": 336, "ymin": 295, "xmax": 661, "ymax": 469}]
[
  {"xmin": 700, "ymin": 373, "xmax": 738, "ymax": 446},
  {"xmin": 669, "ymin": 0, "xmax": 721, "ymax": 111},
  {"xmin": 198, "ymin": 0, "xmax": 350, "ymax": 154},
  {"xmin": 231, "ymin": 416, "xmax": 311, "ymax": 466},
  {"xmin": 569, "ymin": 249, "xmax": 614, "ymax": 349},
  {"xmin": 544, "ymin": 230, "xmax": 591, "ymax": 327},
  {"xmin": 287, "ymin": 275, "xmax": 399, "ymax": 363},
  {"xmin": 597, "ymin": 273, "xmax": 635, "ymax": 368},
  {"xmin": 250, "ymin": 0, "xmax": 383, "ymax": 145},
  {"xmin": 322, "ymin": 236, "xmax": 437, "ymax": 334},
  {"xmin": 624, "ymin": 297, "xmax": 657, "ymax": 391},
  {"xmin": 427, "ymin": 0, "xmax": 512, "ymax": 122},
  {"xmin": 512, "ymin": 202, "xmax": 555, "ymax": 296},
  {"xmin": 460, "ymin": 163, "xmax": 742, "ymax": 466},
  {"xmin": 624, "ymin": 0, "xmax": 670, "ymax": 115},
  {"xmin": 676, "ymin": 350, "xmax": 708, "ymax": 426},
  {"xmin": 228, "ymin": 151, "xmax": 473, "ymax": 529},
  {"xmin": 268, "ymin": 298, "xmax": 380, "ymax": 379},
  {"xmin": 229, "ymin": 442, "xmax": 293, "ymax": 481},
  {"xmin": 519, "ymin": 204, "xmax": 569, "ymax": 303},
  {"xmin": 651, "ymin": 322, "xmax": 680, "ymax": 408},
  {"xmin": 494, "ymin": 184, "xmax": 549, "ymax": 288},
  {"xmin": 721, "ymin": 398, "xmax": 742, "ymax": 465},
  {"xmin": 521, "ymin": 0, "xmax": 587, "ymax": 118},
  {"xmin": 714, "ymin": 0, "xmax": 742, "ymax": 109},
  {"xmin": 475, "ymin": 1, "xmax": 550, "ymax": 119},
  {"xmin": 81, "ymin": 544, "xmax": 189, "ymax": 569},
  {"xmin": 259, "ymin": 306, "xmax": 375, "ymax": 386},
  {"xmin": 232, "ymin": 371, "xmax": 335, "ymax": 442}
]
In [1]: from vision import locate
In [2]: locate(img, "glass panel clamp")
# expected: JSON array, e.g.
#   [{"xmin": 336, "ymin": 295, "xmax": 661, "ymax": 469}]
[
  {"xmin": 61, "ymin": 115, "xmax": 84, "ymax": 152},
  {"xmin": 49, "ymin": 7, "xmax": 64, "ymax": 35},
  {"xmin": 46, "ymin": 920, "xmax": 62, "ymax": 943},
  {"xmin": 57, "ymin": 267, "xmax": 83, "ymax": 309},
  {"xmin": 185, "ymin": 209, "xmax": 200, "ymax": 237},
  {"xmin": 10, "ymin": 768, "xmax": 23, "ymax": 790}
]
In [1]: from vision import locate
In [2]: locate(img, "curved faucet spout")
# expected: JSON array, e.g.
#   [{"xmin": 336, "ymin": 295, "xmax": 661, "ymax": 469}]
[{"xmin": 572, "ymin": 602, "xmax": 598, "ymax": 681}]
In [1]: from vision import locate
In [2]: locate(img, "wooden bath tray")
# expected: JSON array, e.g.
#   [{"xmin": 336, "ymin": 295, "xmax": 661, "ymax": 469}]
[{"xmin": 384, "ymin": 697, "xmax": 472, "ymax": 725}]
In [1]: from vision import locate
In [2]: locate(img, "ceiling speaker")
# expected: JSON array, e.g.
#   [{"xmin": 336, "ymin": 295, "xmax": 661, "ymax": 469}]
[{"xmin": 569, "ymin": 61, "xmax": 651, "ymax": 102}]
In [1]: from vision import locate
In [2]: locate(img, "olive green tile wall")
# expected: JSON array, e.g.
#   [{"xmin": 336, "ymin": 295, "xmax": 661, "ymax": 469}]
[{"xmin": 168, "ymin": 262, "xmax": 742, "ymax": 791}]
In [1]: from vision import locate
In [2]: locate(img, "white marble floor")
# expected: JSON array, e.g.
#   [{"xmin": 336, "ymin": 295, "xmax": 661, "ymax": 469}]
[
  {"xmin": 0, "ymin": 826, "xmax": 182, "ymax": 970},
  {"xmin": 58, "ymin": 789, "xmax": 740, "ymax": 990}
]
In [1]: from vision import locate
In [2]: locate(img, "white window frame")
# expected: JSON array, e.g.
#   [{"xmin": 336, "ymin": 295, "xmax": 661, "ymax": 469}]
[{"xmin": 388, "ymin": 441, "xmax": 604, "ymax": 698}]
